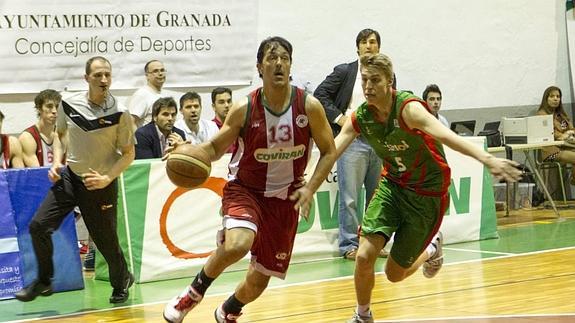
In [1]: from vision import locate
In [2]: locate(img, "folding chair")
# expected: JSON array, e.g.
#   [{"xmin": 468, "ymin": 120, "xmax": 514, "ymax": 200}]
[{"xmin": 535, "ymin": 150, "xmax": 572, "ymax": 205}]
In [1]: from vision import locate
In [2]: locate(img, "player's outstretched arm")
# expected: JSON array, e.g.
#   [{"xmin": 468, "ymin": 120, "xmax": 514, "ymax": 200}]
[{"xmin": 402, "ymin": 101, "xmax": 522, "ymax": 183}]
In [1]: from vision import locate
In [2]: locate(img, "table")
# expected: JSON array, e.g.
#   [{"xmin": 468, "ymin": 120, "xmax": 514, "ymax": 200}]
[{"xmin": 488, "ymin": 140, "xmax": 574, "ymax": 217}]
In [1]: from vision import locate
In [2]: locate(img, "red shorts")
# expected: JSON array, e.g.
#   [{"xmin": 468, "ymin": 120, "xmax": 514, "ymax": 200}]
[{"xmin": 221, "ymin": 181, "xmax": 299, "ymax": 279}]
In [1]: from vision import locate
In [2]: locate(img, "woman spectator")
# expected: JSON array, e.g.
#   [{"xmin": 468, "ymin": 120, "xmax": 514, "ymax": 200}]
[{"xmin": 536, "ymin": 85, "xmax": 575, "ymax": 184}]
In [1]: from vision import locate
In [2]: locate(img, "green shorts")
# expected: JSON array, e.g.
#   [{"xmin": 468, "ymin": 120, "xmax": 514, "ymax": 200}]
[{"xmin": 361, "ymin": 178, "xmax": 449, "ymax": 268}]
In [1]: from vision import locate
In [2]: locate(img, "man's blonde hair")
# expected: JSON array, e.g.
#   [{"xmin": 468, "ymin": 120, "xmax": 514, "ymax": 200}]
[{"xmin": 360, "ymin": 53, "xmax": 394, "ymax": 85}]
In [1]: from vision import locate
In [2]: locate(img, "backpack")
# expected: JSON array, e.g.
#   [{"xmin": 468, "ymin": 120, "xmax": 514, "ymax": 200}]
[
  {"xmin": 514, "ymin": 164, "xmax": 545, "ymax": 207},
  {"xmin": 477, "ymin": 129, "xmax": 501, "ymax": 147}
]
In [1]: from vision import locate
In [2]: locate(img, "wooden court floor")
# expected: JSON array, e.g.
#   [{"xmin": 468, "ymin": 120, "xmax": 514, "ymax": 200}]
[{"xmin": 3, "ymin": 205, "xmax": 575, "ymax": 322}]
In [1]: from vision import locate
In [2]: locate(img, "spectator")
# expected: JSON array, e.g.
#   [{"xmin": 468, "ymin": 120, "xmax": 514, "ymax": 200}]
[
  {"xmin": 19, "ymin": 89, "xmax": 64, "ymax": 167},
  {"xmin": 211, "ymin": 87, "xmax": 237, "ymax": 154},
  {"xmin": 0, "ymin": 110, "xmax": 24, "ymax": 169},
  {"xmin": 422, "ymin": 84, "xmax": 449, "ymax": 127},
  {"xmin": 127, "ymin": 60, "xmax": 171, "ymax": 128},
  {"xmin": 135, "ymin": 97, "xmax": 185, "ymax": 159},
  {"xmin": 211, "ymin": 87, "xmax": 232, "ymax": 129},
  {"xmin": 536, "ymin": 85, "xmax": 575, "ymax": 184},
  {"xmin": 175, "ymin": 92, "xmax": 219, "ymax": 145},
  {"xmin": 14, "ymin": 56, "xmax": 135, "ymax": 304},
  {"xmin": 314, "ymin": 28, "xmax": 394, "ymax": 260}
]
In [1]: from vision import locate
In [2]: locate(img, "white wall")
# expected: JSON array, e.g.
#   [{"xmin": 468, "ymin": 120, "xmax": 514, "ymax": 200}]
[
  {"xmin": 258, "ymin": 0, "xmax": 572, "ymax": 110},
  {"xmin": 0, "ymin": 0, "xmax": 572, "ymax": 134}
]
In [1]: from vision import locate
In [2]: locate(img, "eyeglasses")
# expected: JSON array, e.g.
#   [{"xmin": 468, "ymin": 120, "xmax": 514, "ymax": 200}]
[{"xmin": 147, "ymin": 68, "xmax": 167, "ymax": 75}]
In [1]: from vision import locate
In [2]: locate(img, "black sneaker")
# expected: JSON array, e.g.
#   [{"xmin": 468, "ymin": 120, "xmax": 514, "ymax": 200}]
[
  {"xmin": 14, "ymin": 280, "xmax": 53, "ymax": 302},
  {"xmin": 109, "ymin": 273, "xmax": 134, "ymax": 303}
]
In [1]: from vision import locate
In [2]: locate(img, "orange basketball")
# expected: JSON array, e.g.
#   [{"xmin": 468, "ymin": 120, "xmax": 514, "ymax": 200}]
[{"xmin": 166, "ymin": 144, "xmax": 211, "ymax": 188}]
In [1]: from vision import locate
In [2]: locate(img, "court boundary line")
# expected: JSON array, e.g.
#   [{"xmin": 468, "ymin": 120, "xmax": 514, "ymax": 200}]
[{"xmin": 443, "ymin": 247, "xmax": 513, "ymax": 255}]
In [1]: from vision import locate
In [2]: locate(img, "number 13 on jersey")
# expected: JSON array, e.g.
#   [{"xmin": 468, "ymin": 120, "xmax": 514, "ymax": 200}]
[{"xmin": 269, "ymin": 124, "xmax": 293, "ymax": 143}]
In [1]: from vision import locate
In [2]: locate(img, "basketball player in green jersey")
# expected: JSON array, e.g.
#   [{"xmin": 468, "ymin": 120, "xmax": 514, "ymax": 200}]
[{"xmin": 337, "ymin": 53, "xmax": 522, "ymax": 323}]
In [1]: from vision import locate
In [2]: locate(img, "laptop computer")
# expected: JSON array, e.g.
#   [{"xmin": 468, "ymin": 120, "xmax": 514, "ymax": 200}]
[
  {"xmin": 450, "ymin": 120, "xmax": 476, "ymax": 136},
  {"xmin": 483, "ymin": 121, "xmax": 500, "ymax": 131}
]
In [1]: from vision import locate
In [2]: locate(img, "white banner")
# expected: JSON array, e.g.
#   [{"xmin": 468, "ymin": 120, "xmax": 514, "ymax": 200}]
[
  {"xmin": 442, "ymin": 137, "xmax": 494, "ymax": 243},
  {"xmin": 0, "ymin": 0, "xmax": 257, "ymax": 93}
]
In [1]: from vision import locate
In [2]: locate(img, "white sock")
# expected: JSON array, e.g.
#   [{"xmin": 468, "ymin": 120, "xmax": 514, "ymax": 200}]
[
  {"xmin": 357, "ymin": 304, "xmax": 371, "ymax": 317},
  {"xmin": 426, "ymin": 240, "xmax": 437, "ymax": 258}
]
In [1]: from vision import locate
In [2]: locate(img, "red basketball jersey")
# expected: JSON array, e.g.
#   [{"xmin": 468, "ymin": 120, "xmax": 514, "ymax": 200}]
[
  {"xmin": 0, "ymin": 134, "xmax": 10, "ymax": 169},
  {"xmin": 230, "ymin": 86, "xmax": 312, "ymax": 200}
]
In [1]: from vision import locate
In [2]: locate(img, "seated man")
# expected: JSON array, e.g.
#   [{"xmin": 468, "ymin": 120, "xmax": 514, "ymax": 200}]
[
  {"xmin": 211, "ymin": 87, "xmax": 232, "ymax": 129},
  {"xmin": 174, "ymin": 92, "xmax": 219, "ymax": 145},
  {"xmin": 19, "ymin": 89, "xmax": 65, "ymax": 167},
  {"xmin": 135, "ymin": 97, "xmax": 185, "ymax": 159},
  {"xmin": 0, "ymin": 109, "xmax": 24, "ymax": 169},
  {"xmin": 211, "ymin": 87, "xmax": 236, "ymax": 154}
]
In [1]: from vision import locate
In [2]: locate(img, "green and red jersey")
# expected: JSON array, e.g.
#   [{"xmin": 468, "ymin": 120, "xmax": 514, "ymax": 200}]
[{"xmin": 351, "ymin": 90, "xmax": 451, "ymax": 196}]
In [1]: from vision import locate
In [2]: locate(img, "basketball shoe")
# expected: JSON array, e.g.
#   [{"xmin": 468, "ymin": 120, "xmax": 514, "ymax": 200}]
[
  {"xmin": 423, "ymin": 231, "xmax": 443, "ymax": 278},
  {"xmin": 347, "ymin": 310, "xmax": 374, "ymax": 323},
  {"xmin": 163, "ymin": 285, "xmax": 203, "ymax": 323},
  {"xmin": 214, "ymin": 304, "xmax": 242, "ymax": 323}
]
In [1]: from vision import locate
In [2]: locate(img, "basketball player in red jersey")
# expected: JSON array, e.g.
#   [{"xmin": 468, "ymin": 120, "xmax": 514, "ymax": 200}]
[
  {"xmin": 19, "ymin": 89, "xmax": 63, "ymax": 167},
  {"xmin": 163, "ymin": 36, "xmax": 337, "ymax": 323}
]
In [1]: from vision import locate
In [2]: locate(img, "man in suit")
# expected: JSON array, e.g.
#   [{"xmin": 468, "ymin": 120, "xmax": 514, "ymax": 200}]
[
  {"xmin": 314, "ymin": 28, "xmax": 395, "ymax": 260},
  {"xmin": 135, "ymin": 97, "xmax": 185, "ymax": 159}
]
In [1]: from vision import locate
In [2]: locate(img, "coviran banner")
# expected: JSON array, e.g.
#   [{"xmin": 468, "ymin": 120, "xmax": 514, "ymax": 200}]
[{"xmin": 0, "ymin": 0, "xmax": 257, "ymax": 93}]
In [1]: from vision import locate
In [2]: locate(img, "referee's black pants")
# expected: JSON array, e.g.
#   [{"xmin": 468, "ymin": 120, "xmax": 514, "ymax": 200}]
[{"xmin": 29, "ymin": 166, "xmax": 129, "ymax": 290}]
